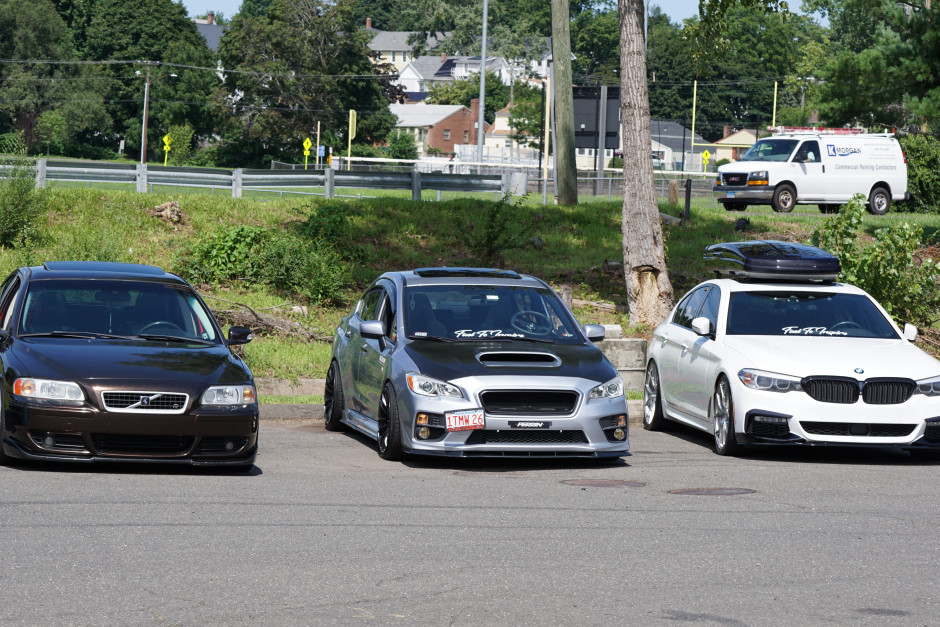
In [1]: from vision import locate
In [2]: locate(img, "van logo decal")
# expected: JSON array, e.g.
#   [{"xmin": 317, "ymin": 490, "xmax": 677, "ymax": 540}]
[{"xmin": 826, "ymin": 144, "xmax": 862, "ymax": 157}]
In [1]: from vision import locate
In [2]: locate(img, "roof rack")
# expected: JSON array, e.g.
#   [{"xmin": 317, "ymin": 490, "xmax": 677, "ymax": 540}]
[
  {"xmin": 704, "ymin": 241, "xmax": 840, "ymax": 282},
  {"xmin": 413, "ymin": 267, "xmax": 522, "ymax": 279}
]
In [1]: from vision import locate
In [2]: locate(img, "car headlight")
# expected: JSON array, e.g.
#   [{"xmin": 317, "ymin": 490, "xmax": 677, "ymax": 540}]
[
  {"xmin": 748, "ymin": 170, "xmax": 769, "ymax": 185},
  {"xmin": 738, "ymin": 369, "xmax": 802, "ymax": 392},
  {"xmin": 590, "ymin": 376, "xmax": 624, "ymax": 400},
  {"xmin": 406, "ymin": 373, "xmax": 463, "ymax": 399},
  {"xmin": 14, "ymin": 378, "xmax": 84, "ymax": 401},
  {"xmin": 915, "ymin": 375, "xmax": 940, "ymax": 397},
  {"xmin": 201, "ymin": 385, "xmax": 257, "ymax": 405}
]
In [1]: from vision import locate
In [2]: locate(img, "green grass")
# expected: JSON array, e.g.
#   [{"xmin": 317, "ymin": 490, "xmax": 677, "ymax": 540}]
[
  {"xmin": 260, "ymin": 394, "xmax": 323, "ymax": 404},
  {"xmin": 5, "ymin": 186, "xmax": 939, "ymax": 381}
]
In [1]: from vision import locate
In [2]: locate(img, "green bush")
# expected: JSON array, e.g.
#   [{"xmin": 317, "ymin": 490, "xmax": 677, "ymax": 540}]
[
  {"xmin": 608, "ymin": 156, "xmax": 624, "ymax": 169},
  {"xmin": 0, "ymin": 139, "xmax": 46, "ymax": 249},
  {"xmin": 251, "ymin": 230, "xmax": 349, "ymax": 305},
  {"xmin": 454, "ymin": 197, "xmax": 525, "ymax": 265},
  {"xmin": 298, "ymin": 201, "xmax": 348, "ymax": 244},
  {"xmin": 181, "ymin": 225, "xmax": 268, "ymax": 283},
  {"xmin": 899, "ymin": 134, "xmax": 940, "ymax": 214},
  {"xmin": 810, "ymin": 195, "xmax": 940, "ymax": 328}
]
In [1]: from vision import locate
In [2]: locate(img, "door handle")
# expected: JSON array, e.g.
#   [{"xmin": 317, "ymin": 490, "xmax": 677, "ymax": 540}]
[
  {"xmin": 360, "ymin": 345, "xmax": 369, "ymax": 354},
  {"xmin": 345, "ymin": 330, "xmax": 352, "ymax": 338}
]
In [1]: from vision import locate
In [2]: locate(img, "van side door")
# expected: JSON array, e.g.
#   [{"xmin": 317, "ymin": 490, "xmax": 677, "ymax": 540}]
[{"xmin": 792, "ymin": 140, "xmax": 827, "ymax": 201}]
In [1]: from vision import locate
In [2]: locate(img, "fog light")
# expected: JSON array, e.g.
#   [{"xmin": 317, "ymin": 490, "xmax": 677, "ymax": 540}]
[
  {"xmin": 754, "ymin": 415, "xmax": 787, "ymax": 424},
  {"xmin": 225, "ymin": 440, "xmax": 235, "ymax": 451},
  {"xmin": 613, "ymin": 428, "xmax": 626, "ymax": 441},
  {"xmin": 44, "ymin": 435, "xmax": 55, "ymax": 447},
  {"xmin": 416, "ymin": 426, "xmax": 430, "ymax": 440},
  {"xmin": 416, "ymin": 413, "xmax": 429, "ymax": 426}
]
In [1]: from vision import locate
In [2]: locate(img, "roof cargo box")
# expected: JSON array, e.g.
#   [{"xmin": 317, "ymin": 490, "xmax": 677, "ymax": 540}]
[{"xmin": 704, "ymin": 240, "xmax": 840, "ymax": 282}]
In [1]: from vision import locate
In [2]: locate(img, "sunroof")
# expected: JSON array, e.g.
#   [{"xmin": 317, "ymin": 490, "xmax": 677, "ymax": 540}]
[
  {"xmin": 413, "ymin": 267, "xmax": 522, "ymax": 279},
  {"xmin": 42, "ymin": 261, "xmax": 167, "ymax": 276}
]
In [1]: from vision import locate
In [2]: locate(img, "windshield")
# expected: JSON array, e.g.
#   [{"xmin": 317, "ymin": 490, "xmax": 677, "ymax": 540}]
[
  {"xmin": 726, "ymin": 291, "xmax": 898, "ymax": 339},
  {"xmin": 403, "ymin": 284, "xmax": 583, "ymax": 343},
  {"xmin": 19, "ymin": 279, "xmax": 219, "ymax": 342},
  {"xmin": 739, "ymin": 139, "xmax": 799, "ymax": 162}
]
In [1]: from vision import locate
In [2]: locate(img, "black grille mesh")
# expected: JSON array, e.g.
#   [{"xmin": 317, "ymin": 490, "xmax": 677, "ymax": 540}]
[
  {"xmin": 924, "ymin": 423, "xmax": 940, "ymax": 442},
  {"xmin": 800, "ymin": 422, "xmax": 916, "ymax": 437},
  {"xmin": 92, "ymin": 434, "xmax": 194, "ymax": 455},
  {"xmin": 102, "ymin": 392, "xmax": 188, "ymax": 411},
  {"xmin": 802, "ymin": 378, "xmax": 914, "ymax": 405},
  {"xmin": 480, "ymin": 390, "xmax": 578, "ymax": 415},
  {"xmin": 802, "ymin": 378, "xmax": 859, "ymax": 404},
  {"xmin": 465, "ymin": 429, "xmax": 588, "ymax": 445},
  {"xmin": 862, "ymin": 380, "xmax": 915, "ymax": 404},
  {"xmin": 749, "ymin": 421, "xmax": 791, "ymax": 438}
]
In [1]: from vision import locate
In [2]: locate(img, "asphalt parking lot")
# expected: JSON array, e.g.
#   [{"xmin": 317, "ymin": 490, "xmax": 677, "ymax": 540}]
[{"xmin": 1, "ymin": 421, "xmax": 937, "ymax": 625}]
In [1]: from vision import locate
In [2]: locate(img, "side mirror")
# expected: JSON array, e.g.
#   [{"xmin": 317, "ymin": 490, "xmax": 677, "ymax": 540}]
[
  {"xmin": 0, "ymin": 328, "xmax": 11, "ymax": 349},
  {"xmin": 228, "ymin": 325, "xmax": 254, "ymax": 345},
  {"xmin": 903, "ymin": 323, "xmax": 918, "ymax": 342},
  {"xmin": 360, "ymin": 319, "xmax": 388, "ymax": 351},
  {"xmin": 582, "ymin": 324, "xmax": 606, "ymax": 342},
  {"xmin": 691, "ymin": 317, "xmax": 712, "ymax": 337}
]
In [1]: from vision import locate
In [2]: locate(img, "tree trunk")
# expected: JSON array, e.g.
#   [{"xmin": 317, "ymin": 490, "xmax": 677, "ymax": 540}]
[
  {"xmin": 619, "ymin": 0, "xmax": 674, "ymax": 324},
  {"xmin": 551, "ymin": 0, "xmax": 578, "ymax": 205}
]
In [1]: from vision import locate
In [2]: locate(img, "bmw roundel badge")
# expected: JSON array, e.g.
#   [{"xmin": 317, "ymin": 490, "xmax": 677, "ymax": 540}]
[{"xmin": 854, "ymin": 368, "xmax": 864, "ymax": 374}]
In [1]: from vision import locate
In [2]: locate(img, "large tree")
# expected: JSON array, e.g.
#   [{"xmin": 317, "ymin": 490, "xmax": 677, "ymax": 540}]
[
  {"xmin": 217, "ymin": 0, "xmax": 398, "ymax": 166},
  {"xmin": 619, "ymin": 0, "xmax": 672, "ymax": 324},
  {"xmin": 0, "ymin": 0, "xmax": 109, "ymax": 153}
]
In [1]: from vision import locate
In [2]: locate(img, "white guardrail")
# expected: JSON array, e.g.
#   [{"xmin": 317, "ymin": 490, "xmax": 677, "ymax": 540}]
[{"xmin": 7, "ymin": 159, "xmax": 526, "ymax": 200}]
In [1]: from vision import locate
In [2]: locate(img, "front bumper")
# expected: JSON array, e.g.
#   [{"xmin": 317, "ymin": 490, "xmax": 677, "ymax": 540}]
[
  {"xmin": 730, "ymin": 385, "xmax": 940, "ymax": 449},
  {"xmin": 2, "ymin": 399, "xmax": 259, "ymax": 466},
  {"xmin": 396, "ymin": 377, "xmax": 631, "ymax": 459},
  {"xmin": 713, "ymin": 185, "xmax": 774, "ymax": 205}
]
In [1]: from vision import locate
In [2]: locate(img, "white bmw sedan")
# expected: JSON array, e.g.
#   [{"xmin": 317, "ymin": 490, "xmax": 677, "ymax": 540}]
[{"xmin": 643, "ymin": 243, "xmax": 940, "ymax": 455}]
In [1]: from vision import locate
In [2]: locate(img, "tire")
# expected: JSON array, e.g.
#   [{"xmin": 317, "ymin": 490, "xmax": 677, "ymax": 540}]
[
  {"xmin": 771, "ymin": 183, "xmax": 796, "ymax": 213},
  {"xmin": 323, "ymin": 361, "xmax": 345, "ymax": 432},
  {"xmin": 377, "ymin": 383, "xmax": 404, "ymax": 461},
  {"xmin": 0, "ymin": 404, "xmax": 8, "ymax": 467},
  {"xmin": 868, "ymin": 186, "xmax": 890, "ymax": 215},
  {"xmin": 711, "ymin": 376, "xmax": 741, "ymax": 456},
  {"xmin": 642, "ymin": 361, "xmax": 668, "ymax": 431},
  {"xmin": 724, "ymin": 202, "xmax": 747, "ymax": 212}
]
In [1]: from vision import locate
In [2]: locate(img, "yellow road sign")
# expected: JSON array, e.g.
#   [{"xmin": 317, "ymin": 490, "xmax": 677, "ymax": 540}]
[
  {"xmin": 163, "ymin": 134, "xmax": 172, "ymax": 148},
  {"xmin": 303, "ymin": 137, "xmax": 312, "ymax": 150},
  {"xmin": 702, "ymin": 149, "xmax": 711, "ymax": 166}
]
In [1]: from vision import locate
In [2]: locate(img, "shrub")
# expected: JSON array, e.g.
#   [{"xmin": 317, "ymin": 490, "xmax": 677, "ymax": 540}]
[
  {"xmin": 810, "ymin": 195, "xmax": 940, "ymax": 328},
  {"xmin": 298, "ymin": 201, "xmax": 348, "ymax": 245},
  {"xmin": 898, "ymin": 134, "xmax": 940, "ymax": 214},
  {"xmin": 455, "ymin": 196, "xmax": 525, "ymax": 265},
  {"xmin": 0, "ymin": 137, "xmax": 45, "ymax": 249},
  {"xmin": 181, "ymin": 225, "xmax": 268, "ymax": 283},
  {"xmin": 251, "ymin": 230, "xmax": 349, "ymax": 305},
  {"xmin": 608, "ymin": 156, "xmax": 623, "ymax": 169}
]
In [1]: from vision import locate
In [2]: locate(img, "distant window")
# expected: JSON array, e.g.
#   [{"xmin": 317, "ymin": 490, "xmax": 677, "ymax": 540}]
[
  {"xmin": 391, "ymin": 51, "xmax": 396, "ymax": 62},
  {"xmin": 402, "ymin": 52, "xmax": 408, "ymax": 62},
  {"xmin": 463, "ymin": 130, "xmax": 469, "ymax": 142},
  {"xmin": 505, "ymin": 139, "xmax": 511, "ymax": 147},
  {"xmin": 577, "ymin": 148, "xmax": 585, "ymax": 155},
  {"xmin": 443, "ymin": 130, "xmax": 451, "ymax": 140}
]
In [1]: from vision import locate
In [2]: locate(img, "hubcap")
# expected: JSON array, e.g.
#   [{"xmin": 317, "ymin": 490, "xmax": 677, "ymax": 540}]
[{"xmin": 644, "ymin": 366, "xmax": 658, "ymax": 424}]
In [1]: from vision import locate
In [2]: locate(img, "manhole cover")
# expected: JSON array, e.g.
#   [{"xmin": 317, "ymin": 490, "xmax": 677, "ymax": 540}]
[
  {"xmin": 561, "ymin": 479, "xmax": 646, "ymax": 488},
  {"xmin": 668, "ymin": 487, "xmax": 757, "ymax": 496}
]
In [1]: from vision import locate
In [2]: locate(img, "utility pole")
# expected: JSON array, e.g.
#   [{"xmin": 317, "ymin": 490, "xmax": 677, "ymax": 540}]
[
  {"xmin": 550, "ymin": 0, "xmax": 577, "ymax": 205},
  {"xmin": 476, "ymin": 0, "xmax": 489, "ymax": 164}
]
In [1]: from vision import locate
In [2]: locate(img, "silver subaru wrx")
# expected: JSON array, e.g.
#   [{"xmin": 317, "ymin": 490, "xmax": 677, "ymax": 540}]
[{"xmin": 325, "ymin": 267, "xmax": 630, "ymax": 461}]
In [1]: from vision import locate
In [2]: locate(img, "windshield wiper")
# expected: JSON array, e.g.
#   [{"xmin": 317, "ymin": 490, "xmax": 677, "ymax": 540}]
[
  {"xmin": 20, "ymin": 331, "xmax": 111, "ymax": 339},
  {"xmin": 407, "ymin": 334, "xmax": 456, "ymax": 342},
  {"xmin": 503, "ymin": 336, "xmax": 554, "ymax": 343},
  {"xmin": 136, "ymin": 333, "xmax": 215, "ymax": 345}
]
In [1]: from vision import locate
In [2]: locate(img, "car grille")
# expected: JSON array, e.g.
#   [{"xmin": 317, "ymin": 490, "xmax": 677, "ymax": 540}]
[
  {"xmin": 801, "ymin": 377, "xmax": 915, "ymax": 405},
  {"xmin": 464, "ymin": 429, "xmax": 588, "ymax": 445},
  {"xmin": 923, "ymin": 423, "xmax": 940, "ymax": 442},
  {"xmin": 722, "ymin": 172, "xmax": 748, "ymax": 186},
  {"xmin": 101, "ymin": 391, "xmax": 189, "ymax": 413},
  {"xmin": 92, "ymin": 434, "xmax": 195, "ymax": 455},
  {"xmin": 479, "ymin": 390, "xmax": 579, "ymax": 415},
  {"xmin": 800, "ymin": 422, "xmax": 917, "ymax": 438},
  {"xmin": 749, "ymin": 421, "xmax": 791, "ymax": 439}
]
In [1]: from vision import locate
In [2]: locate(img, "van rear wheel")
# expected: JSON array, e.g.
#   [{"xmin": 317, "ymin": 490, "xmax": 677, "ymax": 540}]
[
  {"xmin": 772, "ymin": 184, "xmax": 796, "ymax": 213},
  {"xmin": 868, "ymin": 187, "xmax": 890, "ymax": 215},
  {"xmin": 724, "ymin": 202, "xmax": 747, "ymax": 212}
]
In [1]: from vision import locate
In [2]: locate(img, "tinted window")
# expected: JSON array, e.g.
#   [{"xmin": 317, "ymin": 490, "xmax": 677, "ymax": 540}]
[
  {"xmin": 795, "ymin": 140, "xmax": 820, "ymax": 163},
  {"xmin": 19, "ymin": 279, "xmax": 219, "ymax": 341},
  {"xmin": 403, "ymin": 285, "xmax": 583, "ymax": 343},
  {"xmin": 726, "ymin": 291, "xmax": 898, "ymax": 338},
  {"xmin": 359, "ymin": 289, "xmax": 382, "ymax": 321},
  {"xmin": 698, "ymin": 286, "xmax": 721, "ymax": 330},
  {"xmin": 0, "ymin": 274, "xmax": 20, "ymax": 330},
  {"xmin": 673, "ymin": 287, "xmax": 709, "ymax": 329}
]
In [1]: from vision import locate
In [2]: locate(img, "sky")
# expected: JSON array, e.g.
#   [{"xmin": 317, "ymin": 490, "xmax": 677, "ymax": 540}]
[{"xmin": 178, "ymin": 1, "xmax": 703, "ymax": 24}]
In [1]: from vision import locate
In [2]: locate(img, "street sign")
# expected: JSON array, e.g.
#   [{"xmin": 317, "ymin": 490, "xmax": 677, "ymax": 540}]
[
  {"xmin": 702, "ymin": 149, "xmax": 711, "ymax": 167},
  {"xmin": 303, "ymin": 138, "xmax": 312, "ymax": 150}
]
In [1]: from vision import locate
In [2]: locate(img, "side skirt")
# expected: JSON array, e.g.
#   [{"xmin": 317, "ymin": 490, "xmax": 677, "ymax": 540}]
[{"xmin": 342, "ymin": 408, "xmax": 379, "ymax": 441}]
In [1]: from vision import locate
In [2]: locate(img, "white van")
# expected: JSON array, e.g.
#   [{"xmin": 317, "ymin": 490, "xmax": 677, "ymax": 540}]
[{"xmin": 713, "ymin": 131, "xmax": 908, "ymax": 214}]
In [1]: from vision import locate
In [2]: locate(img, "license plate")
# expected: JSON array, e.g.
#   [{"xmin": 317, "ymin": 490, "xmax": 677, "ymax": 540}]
[
  {"xmin": 446, "ymin": 408, "xmax": 485, "ymax": 432},
  {"xmin": 727, "ymin": 191, "xmax": 735, "ymax": 198}
]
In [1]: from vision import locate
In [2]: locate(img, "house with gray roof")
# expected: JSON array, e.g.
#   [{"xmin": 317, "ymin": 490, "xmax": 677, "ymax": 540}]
[{"xmin": 390, "ymin": 101, "xmax": 490, "ymax": 156}]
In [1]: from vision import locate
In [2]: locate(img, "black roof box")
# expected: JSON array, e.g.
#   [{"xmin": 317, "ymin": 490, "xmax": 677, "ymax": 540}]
[
  {"xmin": 413, "ymin": 267, "xmax": 522, "ymax": 279},
  {"xmin": 704, "ymin": 240, "xmax": 840, "ymax": 282}
]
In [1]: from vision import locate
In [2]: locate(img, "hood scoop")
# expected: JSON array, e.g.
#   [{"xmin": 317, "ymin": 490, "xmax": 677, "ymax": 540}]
[{"xmin": 477, "ymin": 351, "xmax": 561, "ymax": 368}]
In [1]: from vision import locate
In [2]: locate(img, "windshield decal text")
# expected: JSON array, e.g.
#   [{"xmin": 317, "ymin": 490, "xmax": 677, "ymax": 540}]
[
  {"xmin": 455, "ymin": 329, "xmax": 525, "ymax": 339},
  {"xmin": 781, "ymin": 326, "xmax": 848, "ymax": 336}
]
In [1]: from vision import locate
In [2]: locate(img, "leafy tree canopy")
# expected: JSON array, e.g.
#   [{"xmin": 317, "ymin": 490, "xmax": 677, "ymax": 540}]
[{"xmin": 427, "ymin": 72, "xmax": 511, "ymax": 124}]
